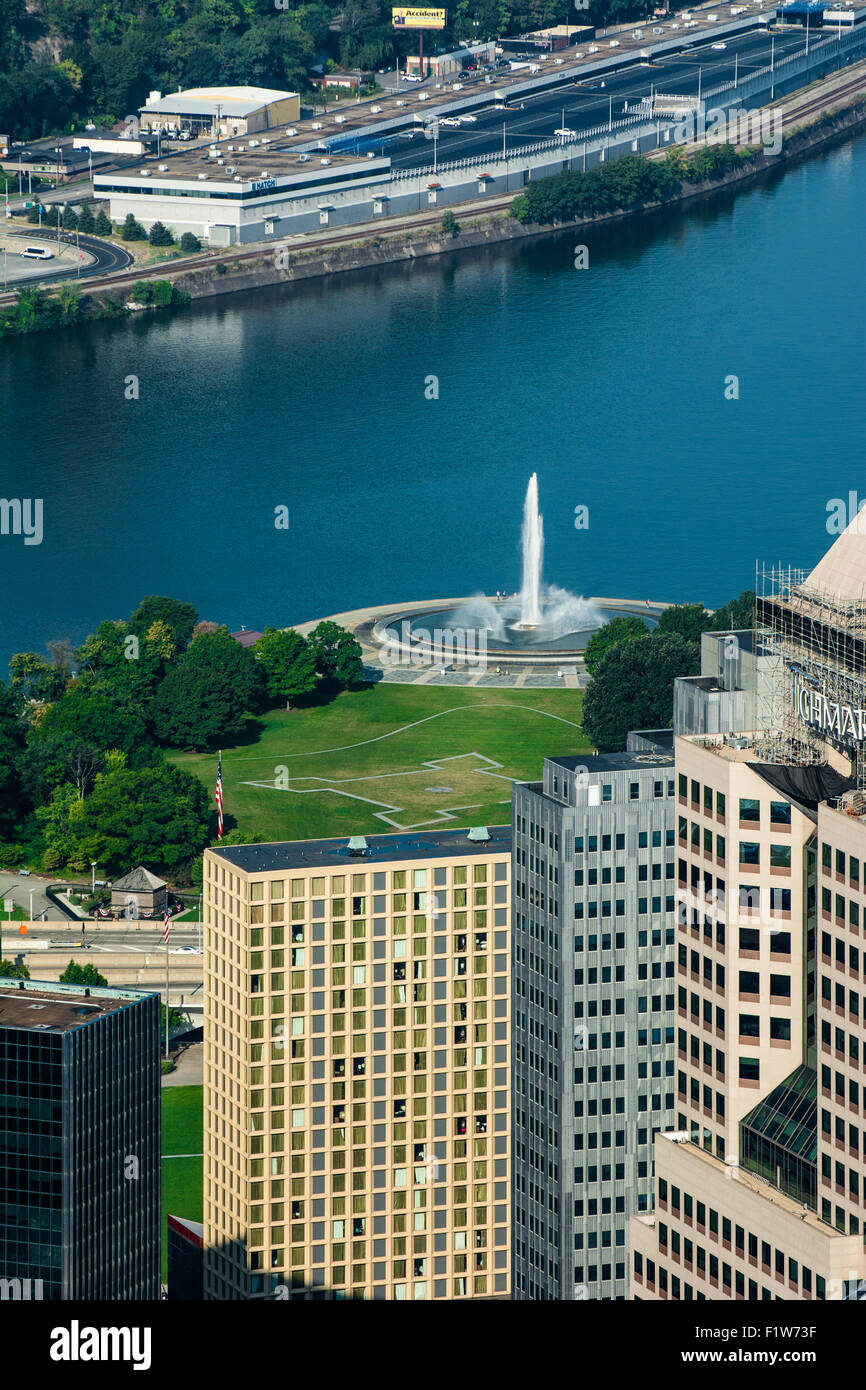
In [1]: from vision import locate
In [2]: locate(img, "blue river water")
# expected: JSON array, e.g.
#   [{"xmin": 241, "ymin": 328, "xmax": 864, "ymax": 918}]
[{"xmin": 1, "ymin": 132, "xmax": 865, "ymax": 673}]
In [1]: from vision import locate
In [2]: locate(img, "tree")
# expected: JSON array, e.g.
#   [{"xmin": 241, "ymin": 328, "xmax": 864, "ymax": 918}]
[
  {"xmin": 9, "ymin": 651, "xmax": 68, "ymax": 706},
  {"xmin": 151, "ymin": 629, "xmax": 264, "ymax": 749},
  {"xmin": 27, "ymin": 684, "xmax": 159, "ymax": 798},
  {"xmin": 656, "ymin": 603, "xmax": 711, "ymax": 645},
  {"xmin": 34, "ymin": 783, "xmax": 81, "ymax": 871},
  {"xmin": 121, "ymin": 212, "xmax": 146, "ymax": 240},
  {"xmin": 711, "ymin": 591, "xmax": 756, "ymax": 631},
  {"xmin": 128, "ymin": 596, "xmax": 198, "ymax": 649},
  {"xmin": 179, "ymin": 231, "xmax": 201, "ymax": 252},
  {"xmin": 0, "ymin": 959, "xmax": 30, "ymax": 979},
  {"xmin": 306, "ymin": 621, "xmax": 364, "ymax": 688},
  {"xmin": 77, "ymin": 202, "xmax": 95, "ymax": 233},
  {"xmin": 94, "ymin": 207, "xmax": 112, "ymax": 236},
  {"xmin": 148, "ymin": 220, "xmax": 174, "ymax": 247},
  {"xmin": 581, "ymin": 634, "xmax": 700, "ymax": 752},
  {"xmin": 0, "ymin": 681, "xmax": 26, "ymax": 840},
  {"xmin": 59, "ymin": 960, "xmax": 109, "ymax": 987},
  {"xmin": 255, "ymin": 628, "xmax": 318, "ymax": 708},
  {"xmin": 62, "ymin": 204, "xmax": 79, "ymax": 229},
  {"xmin": 67, "ymin": 762, "xmax": 211, "ymax": 876},
  {"xmin": 583, "ymin": 615, "xmax": 647, "ymax": 677}
]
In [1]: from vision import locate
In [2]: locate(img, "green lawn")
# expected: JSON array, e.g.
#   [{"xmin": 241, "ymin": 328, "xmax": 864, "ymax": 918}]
[
  {"xmin": 161, "ymin": 1085, "xmax": 203, "ymax": 1283},
  {"xmin": 171, "ymin": 682, "xmax": 589, "ymax": 844}
]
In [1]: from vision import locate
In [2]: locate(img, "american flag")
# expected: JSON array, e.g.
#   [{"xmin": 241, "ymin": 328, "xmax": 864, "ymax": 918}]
[
  {"xmin": 163, "ymin": 905, "xmax": 170, "ymax": 945},
  {"xmin": 216, "ymin": 751, "xmax": 224, "ymax": 841}
]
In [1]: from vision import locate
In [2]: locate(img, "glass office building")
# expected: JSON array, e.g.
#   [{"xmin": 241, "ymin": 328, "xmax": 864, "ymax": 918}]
[{"xmin": 0, "ymin": 977, "xmax": 160, "ymax": 1300}]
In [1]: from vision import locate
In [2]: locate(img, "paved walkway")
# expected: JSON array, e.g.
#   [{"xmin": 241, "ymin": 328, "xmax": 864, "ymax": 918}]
[
  {"xmin": 162, "ymin": 1040, "xmax": 203, "ymax": 1087},
  {"xmin": 290, "ymin": 594, "xmax": 672, "ymax": 689}
]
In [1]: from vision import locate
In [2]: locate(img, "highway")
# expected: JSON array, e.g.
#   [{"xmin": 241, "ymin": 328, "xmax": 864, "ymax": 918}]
[{"xmin": 380, "ymin": 25, "xmax": 823, "ymax": 170}]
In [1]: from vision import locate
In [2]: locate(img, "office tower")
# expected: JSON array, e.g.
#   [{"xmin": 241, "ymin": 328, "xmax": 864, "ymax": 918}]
[
  {"xmin": 202, "ymin": 826, "xmax": 512, "ymax": 1300},
  {"xmin": 511, "ymin": 733, "xmax": 678, "ymax": 1301},
  {"xmin": 631, "ymin": 516, "xmax": 866, "ymax": 1300},
  {"xmin": 0, "ymin": 977, "xmax": 160, "ymax": 1301}
]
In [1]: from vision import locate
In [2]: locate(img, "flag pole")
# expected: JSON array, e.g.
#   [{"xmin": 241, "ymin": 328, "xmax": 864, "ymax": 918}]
[{"xmin": 164, "ymin": 895, "xmax": 170, "ymax": 1059}]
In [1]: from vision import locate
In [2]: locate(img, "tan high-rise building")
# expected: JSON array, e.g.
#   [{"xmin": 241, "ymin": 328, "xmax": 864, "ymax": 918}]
[
  {"xmin": 631, "ymin": 513, "xmax": 866, "ymax": 1301},
  {"xmin": 202, "ymin": 826, "xmax": 512, "ymax": 1301}
]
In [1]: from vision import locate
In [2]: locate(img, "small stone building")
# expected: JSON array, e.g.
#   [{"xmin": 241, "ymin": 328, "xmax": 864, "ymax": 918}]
[{"xmin": 110, "ymin": 866, "xmax": 167, "ymax": 918}]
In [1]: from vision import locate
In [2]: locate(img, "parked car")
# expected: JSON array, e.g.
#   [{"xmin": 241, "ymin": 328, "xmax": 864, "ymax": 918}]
[
  {"xmin": 438, "ymin": 117, "xmax": 461, "ymax": 127},
  {"xmin": 403, "ymin": 72, "xmax": 422, "ymax": 82},
  {"xmin": 21, "ymin": 246, "xmax": 54, "ymax": 259}
]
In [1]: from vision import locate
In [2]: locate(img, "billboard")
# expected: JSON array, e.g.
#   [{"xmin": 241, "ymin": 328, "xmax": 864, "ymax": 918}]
[{"xmin": 392, "ymin": 7, "xmax": 446, "ymax": 27}]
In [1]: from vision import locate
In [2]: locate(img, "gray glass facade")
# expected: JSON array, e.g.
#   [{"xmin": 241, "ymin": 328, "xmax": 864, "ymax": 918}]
[
  {"xmin": 0, "ymin": 979, "xmax": 160, "ymax": 1300},
  {"xmin": 512, "ymin": 741, "xmax": 678, "ymax": 1300}
]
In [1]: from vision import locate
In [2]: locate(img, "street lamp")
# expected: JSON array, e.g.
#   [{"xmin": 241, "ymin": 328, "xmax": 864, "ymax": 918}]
[
  {"xmin": 28, "ymin": 888, "xmax": 33, "ymax": 922},
  {"xmin": 91, "ymin": 861, "xmax": 98, "ymax": 893}
]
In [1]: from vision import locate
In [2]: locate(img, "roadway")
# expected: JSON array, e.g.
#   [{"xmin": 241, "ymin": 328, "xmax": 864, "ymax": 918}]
[
  {"xmin": 382, "ymin": 25, "xmax": 819, "ymax": 170},
  {"xmin": 2, "ymin": 227, "xmax": 133, "ymax": 284}
]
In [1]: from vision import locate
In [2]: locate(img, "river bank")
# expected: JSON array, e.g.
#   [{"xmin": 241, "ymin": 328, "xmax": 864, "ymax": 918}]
[{"xmin": 2, "ymin": 94, "xmax": 865, "ymax": 340}]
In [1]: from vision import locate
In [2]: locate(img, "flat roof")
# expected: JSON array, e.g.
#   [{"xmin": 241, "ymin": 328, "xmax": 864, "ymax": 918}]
[
  {"xmin": 142, "ymin": 86, "xmax": 298, "ymax": 118},
  {"xmin": 546, "ymin": 750, "xmax": 674, "ymax": 774},
  {"xmin": 210, "ymin": 826, "xmax": 512, "ymax": 874},
  {"xmin": 96, "ymin": 144, "xmax": 388, "ymax": 188},
  {"xmin": 0, "ymin": 978, "xmax": 156, "ymax": 1034}
]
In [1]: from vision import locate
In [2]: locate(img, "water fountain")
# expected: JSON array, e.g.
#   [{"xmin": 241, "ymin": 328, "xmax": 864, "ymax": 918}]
[{"xmin": 376, "ymin": 474, "xmax": 653, "ymax": 667}]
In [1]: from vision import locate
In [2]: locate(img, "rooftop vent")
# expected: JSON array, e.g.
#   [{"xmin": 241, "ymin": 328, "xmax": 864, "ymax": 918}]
[
  {"xmin": 27, "ymin": 1003, "xmax": 47, "ymax": 1010},
  {"xmin": 348, "ymin": 836, "xmax": 368, "ymax": 856},
  {"xmin": 467, "ymin": 826, "xmax": 490, "ymax": 842}
]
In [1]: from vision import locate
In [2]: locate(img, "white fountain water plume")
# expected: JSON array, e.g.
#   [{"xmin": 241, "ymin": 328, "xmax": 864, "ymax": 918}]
[
  {"xmin": 518, "ymin": 471, "xmax": 544, "ymax": 628},
  {"xmin": 449, "ymin": 474, "xmax": 604, "ymax": 646}
]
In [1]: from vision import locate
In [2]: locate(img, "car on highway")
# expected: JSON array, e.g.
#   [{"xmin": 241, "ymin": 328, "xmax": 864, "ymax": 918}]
[
  {"xmin": 554, "ymin": 128, "xmax": 578, "ymax": 139},
  {"xmin": 457, "ymin": 114, "xmax": 477, "ymax": 123},
  {"xmin": 438, "ymin": 117, "xmax": 461, "ymax": 127},
  {"xmin": 171, "ymin": 946, "xmax": 200, "ymax": 954},
  {"xmin": 711, "ymin": 41, "xmax": 727, "ymax": 48}
]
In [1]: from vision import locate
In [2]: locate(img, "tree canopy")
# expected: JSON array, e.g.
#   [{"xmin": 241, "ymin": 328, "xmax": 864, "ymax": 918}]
[
  {"xmin": 255, "ymin": 628, "xmax": 318, "ymax": 708},
  {"xmin": 581, "ymin": 634, "xmax": 700, "ymax": 752},
  {"xmin": 583, "ymin": 615, "xmax": 647, "ymax": 678}
]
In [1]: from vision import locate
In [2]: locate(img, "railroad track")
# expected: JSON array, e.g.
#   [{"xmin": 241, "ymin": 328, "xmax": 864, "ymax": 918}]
[{"xmin": 2, "ymin": 69, "xmax": 866, "ymax": 308}]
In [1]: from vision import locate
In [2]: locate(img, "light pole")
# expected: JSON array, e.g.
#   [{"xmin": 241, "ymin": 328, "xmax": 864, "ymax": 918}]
[
  {"xmin": 28, "ymin": 888, "xmax": 33, "ymax": 922},
  {"xmin": 805, "ymin": 11, "xmax": 810, "ymax": 56},
  {"xmin": 770, "ymin": 36, "xmax": 775, "ymax": 100},
  {"xmin": 608, "ymin": 93, "xmax": 613, "ymax": 131},
  {"xmin": 91, "ymin": 861, "xmax": 98, "ymax": 893}
]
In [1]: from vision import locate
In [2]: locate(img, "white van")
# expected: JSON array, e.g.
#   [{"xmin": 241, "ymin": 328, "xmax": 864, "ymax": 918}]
[{"xmin": 22, "ymin": 246, "xmax": 54, "ymax": 259}]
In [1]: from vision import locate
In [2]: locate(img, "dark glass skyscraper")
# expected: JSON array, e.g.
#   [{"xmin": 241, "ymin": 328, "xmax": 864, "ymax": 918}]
[{"xmin": 0, "ymin": 977, "xmax": 160, "ymax": 1301}]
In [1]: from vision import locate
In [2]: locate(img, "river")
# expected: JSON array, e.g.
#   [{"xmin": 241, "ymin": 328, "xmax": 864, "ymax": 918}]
[{"xmin": 2, "ymin": 133, "xmax": 865, "ymax": 671}]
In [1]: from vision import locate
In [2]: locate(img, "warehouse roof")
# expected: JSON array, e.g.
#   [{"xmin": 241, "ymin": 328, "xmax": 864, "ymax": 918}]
[{"xmin": 141, "ymin": 86, "xmax": 298, "ymax": 118}]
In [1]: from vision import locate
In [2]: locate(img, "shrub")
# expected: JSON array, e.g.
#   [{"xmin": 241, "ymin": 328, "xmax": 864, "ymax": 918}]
[
  {"xmin": 94, "ymin": 208, "xmax": 112, "ymax": 236},
  {"xmin": 440, "ymin": 209, "xmax": 459, "ymax": 238},
  {"xmin": 179, "ymin": 231, "xmax": 201, "ymax": 252}
]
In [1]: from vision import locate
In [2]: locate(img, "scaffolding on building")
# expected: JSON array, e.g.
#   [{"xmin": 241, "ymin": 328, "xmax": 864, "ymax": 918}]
[{"xmin": 755, "ymin": 561, "xmax": 866, "ymax": 785}]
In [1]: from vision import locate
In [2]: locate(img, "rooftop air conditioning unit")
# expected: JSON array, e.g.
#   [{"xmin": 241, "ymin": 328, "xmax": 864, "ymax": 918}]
[
  {"xmin": 158, "ymin": 163, "xmax": 168, "ymax": 171},
  {"xmin": 236, "ymin": 144, "xmax": 245, "ymax": 151},
  {"xmin": 233, "ymin": 175, "xmax": 242, "ymax": 181},
  {"xmin": 298, "ymin": 153, "xmax": 310, "ymax": 162},
  {"xmin": 334, "ymin": 114, "xmax": 345, "ymax": 122},
  {"xmin": 217, "ymin": 158, "xmax": 225, "ymax": 164},
  {"xmin": 468, "ymin": 826, "xmax": 490, "ymax": 842},
  {"xmin": 261, "ymin": 137, "xmax": 271, "ymax": 144},
  {"xmin": 370, "ymin": 105, "xmax": 382, "ymax": 113},
  {"xmin": 227, "ymin": 166, "xmax": 237, "ymax": 173},
  {"xmin": 348, "ymin": 836, "xmax": 368, "ymax": 856},
  {"xmin": 198, "ymin": 172, "xmax": 208, "ymax": 179},
  {"xmin": 249, "ymin": 139, "xmax": 260, "ymax": 147},
  {"xmin": 286, "ymin": 127, "xmax": 297, "ymax": 136},
  {"xmin": 311, "ymin": 121, "xmax": 323, "ymax": 130},
  {"xmin": 140, "ymin": 169, "xmax": 151, "ymax": 176},
  {"xmin": 320, "ymin": 157, "xmax": 331, "ymax": 165}
]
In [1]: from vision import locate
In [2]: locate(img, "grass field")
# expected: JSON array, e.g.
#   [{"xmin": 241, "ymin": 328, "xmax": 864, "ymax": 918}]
[
  {"xmin": 171, "ymin": 683, "xmax": 589, "ymax": 843},
  {"xmin": 161, "ymin": 1085, "xmax": 203, "ymax": 1283}
]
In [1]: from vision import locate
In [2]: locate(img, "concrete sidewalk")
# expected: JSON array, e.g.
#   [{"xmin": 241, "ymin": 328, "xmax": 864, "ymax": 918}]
[{"xmin": 162, "ymin": 1040, "xmax": 203, "ymax": 1087}]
